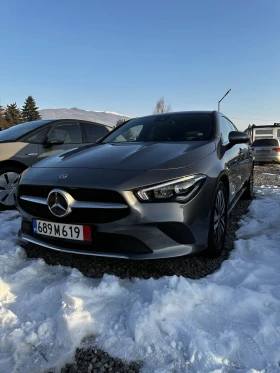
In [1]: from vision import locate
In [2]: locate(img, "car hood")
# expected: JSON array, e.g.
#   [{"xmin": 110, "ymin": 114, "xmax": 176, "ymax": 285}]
[{"xmin": 33, "ymin": 142, "xmax": 215, "ymax": 171}]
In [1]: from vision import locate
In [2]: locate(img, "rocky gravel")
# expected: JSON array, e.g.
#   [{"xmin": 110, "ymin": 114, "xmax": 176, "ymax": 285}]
[
  {"xmin": 60, "ymin": 348, "xmax": 142, "ymax": 373},
  {"xmin": 24, "ymin": 164, "xmax": 279, "ymax": 373},
  {"xmin": 254, "ymin": 164, "xmax": 280, "ymax": 186}
]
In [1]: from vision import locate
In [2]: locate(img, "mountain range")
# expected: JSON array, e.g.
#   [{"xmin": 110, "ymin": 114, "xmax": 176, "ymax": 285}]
[{"xmin": 39, "ymin": 107, "xmax": 130, "ymax": 128}]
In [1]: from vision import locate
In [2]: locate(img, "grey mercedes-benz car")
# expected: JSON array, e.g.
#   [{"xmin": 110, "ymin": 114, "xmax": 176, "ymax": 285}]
[
  {"xmin": 0, "ymin": 119, "xmax": 110, "ymax": 209},
  {"xmin": 17, "ymin": 111, "xmax": 253, "ymax": 259}
]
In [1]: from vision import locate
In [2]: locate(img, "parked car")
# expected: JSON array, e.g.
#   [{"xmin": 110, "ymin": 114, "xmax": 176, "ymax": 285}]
[
  {"xmin": 0, "ymin": 119, "xmax": 110, "ymax": 209},
  {"xmin": 17, "ymin": 111, "xmax": 253, "ymax": 259},
  {"xmin": 251, "ymin": 138, "xmax": 280, "ymax": 163}
]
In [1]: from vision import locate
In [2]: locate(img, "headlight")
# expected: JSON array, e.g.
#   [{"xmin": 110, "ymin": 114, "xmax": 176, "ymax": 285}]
[{"xmin": 136, "ymin": 174, "xmax": 206, "ymax": 203}]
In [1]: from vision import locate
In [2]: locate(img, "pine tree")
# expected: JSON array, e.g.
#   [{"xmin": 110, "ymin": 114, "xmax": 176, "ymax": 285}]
[
  {"xmin": 115, "ymin": 118, "xmax": 127, "ymax": 128},
  {"xmin": 21, "ymin": 95, "xmax": 41, "ymax": 122},
  {"xmin": 4, "ymin": 103, "xmax": 23, "ymax": 127},
  {"xmin": 0, "ymin": 105, "xmax": 8, "ymax": 129}
]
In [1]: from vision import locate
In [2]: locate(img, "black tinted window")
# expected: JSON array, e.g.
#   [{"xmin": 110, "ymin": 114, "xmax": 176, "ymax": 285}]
[
  {"xmin": 103, "ymin": 113, "xmax": 213, "ymax": 143},
  {"xmin": 252, "ymin": 139, "xmax": 278, "ymax": 146},
  {"xmin": 84, "ymin": 123, "xmax": 109, "ymax": 142}
]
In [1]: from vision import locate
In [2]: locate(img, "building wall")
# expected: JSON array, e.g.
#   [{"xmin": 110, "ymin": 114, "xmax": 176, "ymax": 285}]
[{"xmin": 253, "ymin": 127, "xmax": 280, "ymax": 140}]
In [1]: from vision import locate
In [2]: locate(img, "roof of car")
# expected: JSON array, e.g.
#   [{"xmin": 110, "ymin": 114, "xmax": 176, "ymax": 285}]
[
  {"xmin": 131, "ymin": 111, "xmax": 216, "ymax": 120},
  {"xmin": 42, "ymin": 118, "xmax": 108, "ymax": 125},
  {"xmin": 38, "ymin": 119, "xmax": 112, "ymax": 131},
  {"xmin": 252, "ymin": 138, "xmax": 280, "ymax": 144}
]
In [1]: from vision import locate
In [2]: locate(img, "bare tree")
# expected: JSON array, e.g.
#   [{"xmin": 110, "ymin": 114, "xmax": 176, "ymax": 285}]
[{"xmin": 153, "ymin": 97, "xmax": 171, "ymax": 114}]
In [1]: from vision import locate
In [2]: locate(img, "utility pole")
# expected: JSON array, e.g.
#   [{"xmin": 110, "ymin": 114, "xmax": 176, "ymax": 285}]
[{"xmin": 218, "ymin": 89, "xmax": 231, "ymax": 111}]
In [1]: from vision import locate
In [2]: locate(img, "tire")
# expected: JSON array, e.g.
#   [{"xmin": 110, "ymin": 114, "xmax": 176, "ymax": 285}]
[
  {"xmin": 0, "ymin": 166, "xmax": 23, "ymax": 211},
  {"xmin": 242, "ymin": 169, "xmax": 254, "ymax": 200},
  {"xmin": 206, "ymin": 182, "xmax": 228, "ymax": 257}
]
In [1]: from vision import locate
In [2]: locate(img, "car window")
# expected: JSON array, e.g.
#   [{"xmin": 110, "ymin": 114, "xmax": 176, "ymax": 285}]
[
  {"xmin": 255, "ymin": 129, "xmax": 274, "ymax": 135},
  {"xmin": 226, "ymin": 118, "xmax": 238, "ymax": 131},
  {"xmin": 220, "ymin": 117, "xmax": 233, "ymax": 144},
  {"xmin": 48, "ymin": 123, "xmax": 82, "ymax": 144},
  {"xmin": 25, "ymin": 127, "xmax": 50, "ymax": 144},
  {"xmin": 114, "ymin": 125, "xmax": 143, "ymax": 142},
  {"xmin": 254, "ymin": 136, "xmax": 274, "ymax": 139},
  {"xmin": 252, "ymin": 139, "xmax": 279, "ymax": 147},
  {"xmin": 103, "ymin": 113, "xmax": 213, "ymax": 143},
  {"xmin": 83, "ymin": 123, "xmax": 109, "ymax": 143}
]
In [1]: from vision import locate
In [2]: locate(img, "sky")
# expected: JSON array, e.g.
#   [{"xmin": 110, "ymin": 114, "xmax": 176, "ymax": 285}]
[{"xmin": 1, "ymin": 0, "xmax": 280, "ymax": 130}]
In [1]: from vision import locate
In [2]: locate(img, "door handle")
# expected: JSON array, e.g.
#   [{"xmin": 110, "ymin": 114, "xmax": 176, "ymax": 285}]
[{"xmin": 26, "ymin": 153, "xmax": 38, "ymax": 156}]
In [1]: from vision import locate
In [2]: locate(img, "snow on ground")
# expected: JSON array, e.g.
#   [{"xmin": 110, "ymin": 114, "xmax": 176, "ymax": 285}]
[{"xmin": 1, "ymin": 187, "xmax": 280, "ymax": 373}]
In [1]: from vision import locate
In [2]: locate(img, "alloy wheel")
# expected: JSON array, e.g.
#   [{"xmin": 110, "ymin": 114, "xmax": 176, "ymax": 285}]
[
  {"xmin": 0, "ymin": 172, "xmax": 19, "ymax": 206},
  {"xmin": 213, "ymin": 189, "xmax": 226, "ymax": 250}
]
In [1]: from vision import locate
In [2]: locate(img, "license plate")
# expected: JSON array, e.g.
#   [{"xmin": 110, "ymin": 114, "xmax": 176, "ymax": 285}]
[
  {"xmin": 257, "ymin": 150, "xmax": 270, "ymax": 155},
  {"xmin": 33, "ymin": 220, "xmax": 91, "ymax": 241}
]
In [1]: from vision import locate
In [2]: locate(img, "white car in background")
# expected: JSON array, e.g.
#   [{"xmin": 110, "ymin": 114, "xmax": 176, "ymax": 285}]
[{"xmin": 251, "ymin": 138, "xmax": 280, "ymax": 164}]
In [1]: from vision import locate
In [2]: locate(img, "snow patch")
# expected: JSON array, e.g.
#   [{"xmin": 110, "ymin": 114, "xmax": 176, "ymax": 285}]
[
  {"xmin": 0, "ymin": 188, "xmax": 280, "ymax": 372},
  {"xmin": 93, "ymin": 110, "xmax": 129, "ymax": 117}
]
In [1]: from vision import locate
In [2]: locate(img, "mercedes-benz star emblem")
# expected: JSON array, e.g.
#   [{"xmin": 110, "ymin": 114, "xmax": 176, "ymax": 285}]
[
  {"xmin": 59, "ymin": 174, "xmax": 68, "ymax": 179},
  {"xmin": 47, "ymin": 189, "xmax": 72, "ymax": 217}
]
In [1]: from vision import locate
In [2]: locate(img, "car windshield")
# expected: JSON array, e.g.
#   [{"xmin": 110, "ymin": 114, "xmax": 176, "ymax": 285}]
[
  {"xmin": 0, "ymin": 120, "xmax": 52, "ymax": 141},
  {"xmin": 252, "ymin": 139, "xmax": 279, "ymax": 147},
  {"xmin": 103, "ymin": 113, "xmax": 213, "ymax": 143}
]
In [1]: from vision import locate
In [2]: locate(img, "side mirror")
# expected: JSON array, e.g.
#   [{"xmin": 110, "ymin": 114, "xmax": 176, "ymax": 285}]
[
  {"xmin": 228, "ymin": 131, "xmax": 250, "ymax": 145},
  {"xmin": 44, "ymin": 138, "xmax": 65, "ymax": 148}
]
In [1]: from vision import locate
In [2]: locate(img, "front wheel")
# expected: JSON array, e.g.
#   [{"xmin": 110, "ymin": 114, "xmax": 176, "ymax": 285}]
[
  {"xmin": 206, "ymin": 182, "xmax": 228, "ymax": 257},
  {"xmin": 0, "ymin": 167, "xmax": 22, "ymax": 210},
  {"xmin": 242, "ymin": 169, "xmax": 254, "ymax": 200}
]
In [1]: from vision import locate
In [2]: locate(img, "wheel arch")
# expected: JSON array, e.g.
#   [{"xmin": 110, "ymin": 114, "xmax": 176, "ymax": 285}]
[
  {"xmin": 0, "ymin": 160, "xmax": 28, "ymax": 173},
  {"xmin": 219, "ymin": 174, "xmax": 229, "ymax": 197}
]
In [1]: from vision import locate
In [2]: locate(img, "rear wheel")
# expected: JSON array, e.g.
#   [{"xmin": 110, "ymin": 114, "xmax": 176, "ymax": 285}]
[
  {"xmin": 0, "ymin": 166, "xmax": 22, "ymax": 210},
  {"xmin": 206, "ymin": 182, "xmax": 228, "ymax": 257}
]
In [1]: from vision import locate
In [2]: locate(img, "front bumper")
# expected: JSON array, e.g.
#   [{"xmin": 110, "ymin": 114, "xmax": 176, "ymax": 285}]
[
  {"xmin": 18, "ymin": 231, "xmax": 205, "ymax": 260},
  {"xmin": 17, "ymin": 179, "xmax": 215, "ymax": 260}
]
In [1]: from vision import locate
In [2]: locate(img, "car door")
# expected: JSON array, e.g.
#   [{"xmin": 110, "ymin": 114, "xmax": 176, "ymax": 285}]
[
  {"xmin": 38, "ymin": 121, "xmax": 83, "ymax": 160},
  {"xmin": 225, "ymin": 117, "xmax": 250, "ymax": 188},
  {"xmin": 220, "ymin": 117, "xmax": 243, "ymax": 203},
  {"xmin": 17, "ymin": 124, "xmax": 53, "ymax": 167}
]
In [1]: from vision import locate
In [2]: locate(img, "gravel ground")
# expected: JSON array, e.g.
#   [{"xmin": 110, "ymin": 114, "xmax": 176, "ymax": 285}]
[
  {"xmin": 60, "ymin": 348, "xmax": 142, "ymax": 373},
  {"xmin": 23, "ymin": 164, "xmax": 279, "ymax": 373},
  {"xmin": 254, "ymin": 164, "xmax": 280, "ymax": 186}
]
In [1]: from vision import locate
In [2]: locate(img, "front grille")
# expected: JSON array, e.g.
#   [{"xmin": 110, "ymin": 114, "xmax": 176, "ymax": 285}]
[
  {"xmin": 18, "ymin": 199, "xmax": 130, "ymax": 224},
  {"xmin": 19, "ymin": 185, "xmax": 126, "ymax": 204}
]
